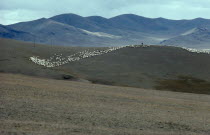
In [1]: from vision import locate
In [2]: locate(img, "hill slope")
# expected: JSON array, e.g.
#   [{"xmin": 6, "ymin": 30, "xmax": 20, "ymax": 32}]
[
  {"xmin": 161, "ymin": 27, "xmax": 210, "ymax": 48},
  {"xmin": 64, "ymin": 45, "xmax": 210, "ymax": 90},
  {"xmin": 7, "ymin": 18, "xmax": 122, "ymax": 46},
  {"xmin": 1, "ymin": 38, "xmax": 210, "ymax": 94},
  {"xmin": 0, "ymin": 38, "xmax": 98, "ymax": 79},
  {"xmin": 1, "ymin": 73, "xmax": 210, "ymax": 135},
  {"xmin": 0, "ymin": 24, "xmax": 34, "ymax": 41}
]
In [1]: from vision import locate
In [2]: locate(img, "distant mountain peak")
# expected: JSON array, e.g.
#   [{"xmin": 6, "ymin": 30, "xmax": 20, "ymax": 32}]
[
  {"xmin": 52, "ymin": 13, "xmax": 83, "ymax": 17},
  {"xmin": 194, "ymin": 17, "xmax": 206, "ymax": 20},
  {"xmin": 110, "ymin": 13, "xmax": 147, "ymax": 20}
]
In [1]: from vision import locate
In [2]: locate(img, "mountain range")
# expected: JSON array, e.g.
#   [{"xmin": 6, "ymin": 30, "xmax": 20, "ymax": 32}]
[{"xmin": 1, "ymin": 13, "xmax": 210, "ymax": 48}]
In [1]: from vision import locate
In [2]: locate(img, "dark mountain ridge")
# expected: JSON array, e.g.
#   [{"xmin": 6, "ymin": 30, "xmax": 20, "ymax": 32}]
[
  {"xmin": 2, "ymin": 13, "xmax": 210, "ymax": 47},
  {"xmin": 8, "ymin": 18, "xmax": 124, "ymax": 46},
  {"xmin": 0, "ymin": 24, "xmax": 34, "ymax": 42}
]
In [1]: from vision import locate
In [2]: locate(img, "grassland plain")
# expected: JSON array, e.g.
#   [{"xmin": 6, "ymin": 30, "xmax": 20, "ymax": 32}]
[{"xmin": 0, "ymin": 73, "xmax": 210, "ymax": 135}]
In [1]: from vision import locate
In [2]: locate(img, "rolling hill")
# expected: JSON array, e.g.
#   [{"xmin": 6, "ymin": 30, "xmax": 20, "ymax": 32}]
[{"xmin": 1, "ymin": 38, "xmax": 210, "ymax": 94}]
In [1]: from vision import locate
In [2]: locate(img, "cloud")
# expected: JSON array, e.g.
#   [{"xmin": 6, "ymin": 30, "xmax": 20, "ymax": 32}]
[{"xmin": 1, "ymin": 0, "xmax": 210, "ymax": 25}]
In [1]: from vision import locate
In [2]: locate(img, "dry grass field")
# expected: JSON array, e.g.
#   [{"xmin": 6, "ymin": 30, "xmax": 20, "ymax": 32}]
[{"xmin": 0, "ymin": 73, "xmax": 210, "ymax": 135}]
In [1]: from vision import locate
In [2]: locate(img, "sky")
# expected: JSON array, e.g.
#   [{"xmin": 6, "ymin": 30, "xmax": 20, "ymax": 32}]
[{"xmin": 1, "ymin": 0, "xmax": 210, "ymax": 25}]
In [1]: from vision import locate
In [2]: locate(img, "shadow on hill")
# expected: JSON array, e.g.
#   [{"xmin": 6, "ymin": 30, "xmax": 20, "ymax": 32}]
[
  {"xmin": 155, "ymin": 75, "xmax": 210, "ymax": 94},
  {"xmin": 88, "ymin": 78, "xmax": 115, "ymax": 85}
]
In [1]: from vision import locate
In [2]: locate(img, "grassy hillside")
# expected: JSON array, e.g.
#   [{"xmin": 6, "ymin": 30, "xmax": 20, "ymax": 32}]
[
  {"xmin": 62, "ymin": 45, "xmax": 210, "ymax": 93},
  {"xmin": 1, "ymin": 73, "xmax": 210, "ymax": 135},
  {"xmin": 1, "ymin": 38, "xmax": 210, "ymax": 94},
  {"xmin": 155, "ymin": 76, "xmax": 210, "ymax": 94},
  {"xmin": 0, "ymin": 38, "xmax": 103, "ymax": 80}
]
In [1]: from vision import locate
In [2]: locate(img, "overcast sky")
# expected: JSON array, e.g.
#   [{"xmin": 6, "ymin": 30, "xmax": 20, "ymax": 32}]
[{"xmin": 1, "ymin": 0, "xmax": 210, "ymax": 25}]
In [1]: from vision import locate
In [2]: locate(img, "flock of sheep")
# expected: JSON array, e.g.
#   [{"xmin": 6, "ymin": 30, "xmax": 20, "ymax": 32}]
[
  {"xmin": 30, "ymin": 45, "xmax": 210, "ymax": 68},
  {"xmin": 30, "ymin": 45, "xmax": 134, "ymax": 67}
]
